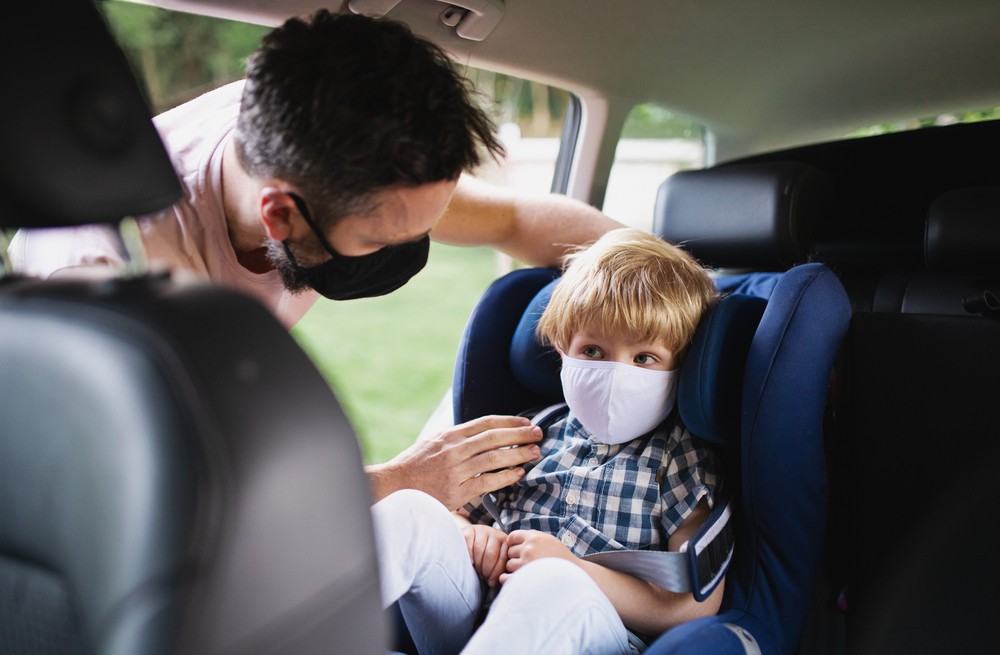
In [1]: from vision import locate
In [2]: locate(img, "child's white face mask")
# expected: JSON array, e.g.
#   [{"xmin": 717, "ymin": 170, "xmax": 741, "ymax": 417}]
[{"xmin": 559, "ymin": 354, "xmax": 678, "ymax": 445}]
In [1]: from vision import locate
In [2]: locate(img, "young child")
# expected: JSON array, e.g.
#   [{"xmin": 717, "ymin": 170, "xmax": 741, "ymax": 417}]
[{"xmin": 373, "ymin": 227, "xmax": 721, "ymax": 655}]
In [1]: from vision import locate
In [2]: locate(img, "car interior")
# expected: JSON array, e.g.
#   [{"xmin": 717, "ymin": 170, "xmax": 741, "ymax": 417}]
[{"xmin": 2, "ymin": 0, "xmax": 998, "ymax": 654}]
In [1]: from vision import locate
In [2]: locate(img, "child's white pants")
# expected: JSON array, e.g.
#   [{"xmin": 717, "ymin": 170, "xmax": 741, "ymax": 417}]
[{"xmin": 372, "ymin": 489, "xmax": 637, "ymax": 655}]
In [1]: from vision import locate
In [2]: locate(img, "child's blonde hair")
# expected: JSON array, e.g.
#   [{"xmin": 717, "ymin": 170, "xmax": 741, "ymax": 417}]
[{"xmin": 537, "ymin": 227, "xmax": 717, "ymax": 354}]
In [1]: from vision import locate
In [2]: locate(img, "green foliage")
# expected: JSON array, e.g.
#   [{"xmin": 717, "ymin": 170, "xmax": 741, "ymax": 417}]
[
  {"xmin": 98, "ymin": 0, "xmax": 266, "ymax": 112},
  {"xmin": 622, "ymin": 104, "xmax": 702, "ymax": 139},
  {"xmin": 850, "ymin": 107, "xmax": 1000, "ymax": 138}
]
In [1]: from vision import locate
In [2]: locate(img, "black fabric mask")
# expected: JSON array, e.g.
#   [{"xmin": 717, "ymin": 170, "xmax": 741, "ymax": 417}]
[{"xmin": 282, "ymin": 193, "xmax": 430, "ymax": 300}]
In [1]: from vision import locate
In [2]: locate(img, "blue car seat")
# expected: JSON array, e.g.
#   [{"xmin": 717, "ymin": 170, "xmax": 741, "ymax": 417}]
[{"xmin": 452, "ymin": 162, "xmax": 850, "ymax": 654}]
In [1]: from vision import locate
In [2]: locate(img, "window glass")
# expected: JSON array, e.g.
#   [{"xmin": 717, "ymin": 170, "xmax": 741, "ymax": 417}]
[
  {"xmin": 464, "ymin": 68, "xmax": 570, "ymax": 194},
  {"xmin": 99, "ymin": 1, "xmax": 572, "ymax": 463},
  {"xmin": 603, "ymin": 104, "xmax": 705, "ymax": 231}
]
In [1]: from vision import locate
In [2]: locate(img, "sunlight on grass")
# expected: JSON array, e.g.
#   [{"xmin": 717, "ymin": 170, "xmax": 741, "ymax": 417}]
[{"xmin": 291, "ymin": 243, "xmax": 503, "ymax": 464}]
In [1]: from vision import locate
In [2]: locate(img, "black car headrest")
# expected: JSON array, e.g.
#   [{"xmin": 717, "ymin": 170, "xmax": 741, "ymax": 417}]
[
  {"xmin": 653, "ymin": 161, "xmax": 831, "ymax": 270},
  {"xmin": 0, "ymin": 0, "xmax": 180, "ymax": 229},
  {"xmin": 925, "ymin": 186, "xmax": 1000, "ymax": 276}
]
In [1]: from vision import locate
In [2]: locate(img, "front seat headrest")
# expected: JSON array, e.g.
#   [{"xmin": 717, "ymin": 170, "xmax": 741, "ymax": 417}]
[{"xmin": 0, "ymin": 0, "xmax": 180, "ymax": 229}]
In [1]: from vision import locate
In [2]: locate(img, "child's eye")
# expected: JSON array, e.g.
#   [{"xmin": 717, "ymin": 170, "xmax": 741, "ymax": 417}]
[
  {"xmin": 582, "ymin": 346, "xmax": 604, "ymax": 359},
  {"xmin": 634, "ymin": 353, "xmax": 654, "ymax": 365}
]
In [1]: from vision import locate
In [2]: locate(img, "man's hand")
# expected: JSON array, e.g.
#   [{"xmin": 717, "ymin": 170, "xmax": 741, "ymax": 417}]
[
  {"xmin": 500, "ymin": 530, "xmax": 576, "ymax": 583},
  {"xmin": 367, "ymin": 415, "xmax": 543, "ymax": 509},
  {"xmin": 462, "ymin": 524, "xmax": 510, "ymax": 588}
]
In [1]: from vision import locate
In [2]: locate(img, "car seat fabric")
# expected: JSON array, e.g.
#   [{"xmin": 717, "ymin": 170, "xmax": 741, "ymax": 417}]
[
  {"xmin": 452, "ymin": 266, "xmax": 560, "ymax": 422},
  {"xmin": 0, "ymin": 2, "xmax": 387, "ymax": 653}
]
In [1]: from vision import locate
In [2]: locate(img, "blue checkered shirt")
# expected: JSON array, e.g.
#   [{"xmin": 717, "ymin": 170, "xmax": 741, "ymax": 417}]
[{"xmin": 465, "ymin": 408, "xmax": 719, "ymax": 558}]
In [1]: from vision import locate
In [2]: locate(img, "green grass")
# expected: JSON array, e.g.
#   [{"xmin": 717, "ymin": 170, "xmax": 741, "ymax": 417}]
[{"xmin": 291, "ymin": 242, "xmax": 502, "ymax": 464}]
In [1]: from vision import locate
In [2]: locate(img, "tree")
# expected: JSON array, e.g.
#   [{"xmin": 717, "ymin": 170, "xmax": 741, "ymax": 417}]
[{"xmin": 98, "ymin": 0, "xmax": 266, "ymax": 112}]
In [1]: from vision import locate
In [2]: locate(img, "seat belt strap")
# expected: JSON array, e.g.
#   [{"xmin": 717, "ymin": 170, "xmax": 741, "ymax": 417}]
[{"xmin": 582, "ymin": 493, "xmax": 733, "ymax": 600}]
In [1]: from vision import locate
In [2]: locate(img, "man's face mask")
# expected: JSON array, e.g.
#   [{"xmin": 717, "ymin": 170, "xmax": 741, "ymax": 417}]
[
  {"xmin": 280, "ymin": 193, "xmax": 430, "ymax": 301},
  {"xmin": 559, "ymin": 354, "xmax": 678, "ymax": 444}
]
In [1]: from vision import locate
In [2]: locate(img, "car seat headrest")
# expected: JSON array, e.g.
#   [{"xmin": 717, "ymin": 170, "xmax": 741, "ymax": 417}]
[
  {"xmin": 677, "ymin": 294, "xmax": 766, "ymax": 444},
  {"xmin": 509, "ymin": 281, "xmax": 766, "ymax": 446},
  {"xmin": 509, "ymin": 279, "xmax": 563, "ymax": 401},
  {"xmin": 653, "ymin": 161, "xmax": 831, "ymax": 270},
  {"xmin": 0, "ymin": 0, "xmax": 180, "ymax": 229},
  {"xmin": 925, "ymin": 186, "xmax": 1000, "ymax": 275}
]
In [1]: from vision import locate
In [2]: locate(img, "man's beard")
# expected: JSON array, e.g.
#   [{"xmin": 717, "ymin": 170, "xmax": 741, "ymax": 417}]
[{"xmin": 265, "ymin": 239, "xmax": 313, "ymax": 294}]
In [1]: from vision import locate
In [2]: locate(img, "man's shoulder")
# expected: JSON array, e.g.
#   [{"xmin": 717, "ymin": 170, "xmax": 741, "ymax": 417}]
[
  {"xmin": 154, "ymin": 80, "xmax": 245, "ymax": 128},
  {"xmin": 152, "ymin": 81, "xmax": 244, "ymax": 174}
]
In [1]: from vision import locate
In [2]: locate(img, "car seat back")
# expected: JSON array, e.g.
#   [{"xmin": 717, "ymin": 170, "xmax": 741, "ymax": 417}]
[{"xmin": 0, "ymin": 3, "xmax": 386, "ymax": 653}]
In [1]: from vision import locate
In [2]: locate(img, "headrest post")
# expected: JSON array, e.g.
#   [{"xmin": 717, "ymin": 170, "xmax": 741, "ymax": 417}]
[
  {"xmin": 114, "ymin": 217, "xmax": 150, "ymax": 278},
  {"xmin": 0, "ymin": 229, "xmax": 13, "ymax": 279}
]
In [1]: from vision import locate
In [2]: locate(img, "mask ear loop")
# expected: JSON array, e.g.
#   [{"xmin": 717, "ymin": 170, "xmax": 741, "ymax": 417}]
[{"xmin": 286, "ymin": 192, "xmax": 340, "ymax": 258}]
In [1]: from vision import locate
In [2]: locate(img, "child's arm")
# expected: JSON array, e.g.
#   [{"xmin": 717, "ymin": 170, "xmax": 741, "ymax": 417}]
[
  {"xmin": 453, "ymin": 510, "xmax": 510, "ymax": 588},
  {"xmin": 501, "ymin": 500, "xmax": 723, "ymax": 636}
]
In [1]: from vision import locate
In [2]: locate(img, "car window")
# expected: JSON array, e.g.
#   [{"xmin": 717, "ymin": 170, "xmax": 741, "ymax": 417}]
[
  {"xmin": 100, "ymin": 1, "xmax": 266, "ymax": 112},
  {"xmin": 603, "ymin": 104, "xmax": 705, "ymax": 231},
  {"xmin": 100, "ymin": 0, "xmax": 574, "ymax": 463}
]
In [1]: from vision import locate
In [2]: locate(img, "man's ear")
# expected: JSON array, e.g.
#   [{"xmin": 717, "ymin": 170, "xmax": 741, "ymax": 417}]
[{"xmin": 259, "ymin": 187, "xmax": 298, "ymax": 241}]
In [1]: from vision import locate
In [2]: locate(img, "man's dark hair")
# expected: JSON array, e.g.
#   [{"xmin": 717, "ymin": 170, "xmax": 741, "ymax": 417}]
[{"xmin": 235, "ymin": 10, "xmax": 504, "ymax": 226}]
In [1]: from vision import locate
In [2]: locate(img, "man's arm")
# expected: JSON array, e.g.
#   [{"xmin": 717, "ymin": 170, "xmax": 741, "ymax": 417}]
[
  {"xmin": 431, "ymin": 174, "xmax": 624, "ymax": 267},
  {"xmin": 9, "ymin": 225, "xmax": 125, "ymax": 278}
]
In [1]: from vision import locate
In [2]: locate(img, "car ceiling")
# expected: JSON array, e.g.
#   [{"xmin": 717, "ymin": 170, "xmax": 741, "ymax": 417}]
[{"xmin": 131, "ymin": 0, "xmax": 1000, "ymax": 157}]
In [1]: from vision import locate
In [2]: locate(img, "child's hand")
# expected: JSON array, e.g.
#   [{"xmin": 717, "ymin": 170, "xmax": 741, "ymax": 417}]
[
  {"xmin": 461, "ymin": 524, "xmax": 509, "ymax": 587},
  {"xmin": 500, "ymin": 530, "xmax": 576, "ymax": 583}
]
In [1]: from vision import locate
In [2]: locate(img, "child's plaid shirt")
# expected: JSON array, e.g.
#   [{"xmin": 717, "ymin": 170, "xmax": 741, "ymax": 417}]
[{"xmin": 465, "ymin": 410, "xmax": 720, "ymax": 557}]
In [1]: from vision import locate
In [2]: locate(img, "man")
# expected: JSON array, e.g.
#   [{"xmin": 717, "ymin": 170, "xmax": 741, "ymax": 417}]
[{"xmin": 10, "ymin": 10, "xmax": 621, "ymax": 510}]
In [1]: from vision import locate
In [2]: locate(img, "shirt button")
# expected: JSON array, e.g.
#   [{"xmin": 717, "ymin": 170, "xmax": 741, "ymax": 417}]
[
  {"xmin": 588, "ymin": 458, "xmax": 599, "ymax": 467},
  {"xmin": 565, "ymin": 491, "xmax": 579, "ymax": 506},
  {"xmin": 561, "ymin": 533, "xmax": 575, "ymax": 547}
]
